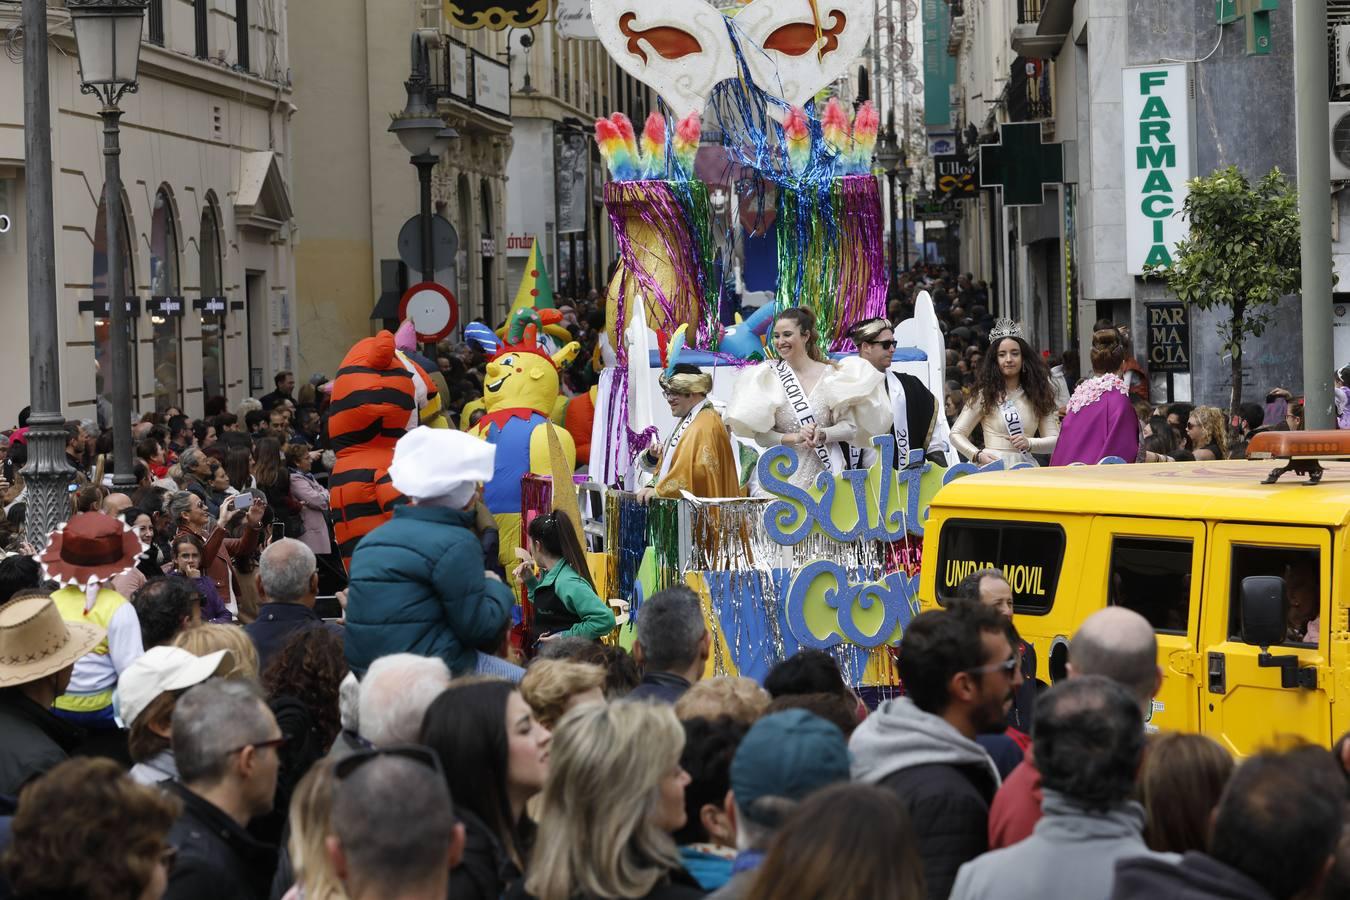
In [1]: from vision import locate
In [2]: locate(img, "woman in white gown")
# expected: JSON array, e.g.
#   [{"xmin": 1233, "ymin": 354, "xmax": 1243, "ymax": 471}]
[
  {"xmin": 950, "ymin": 319, "xmax": 1060, "ymax": 466},
  {"xmin": 725, "ymin": 307, "xmax": 889, "ymax": 493}
]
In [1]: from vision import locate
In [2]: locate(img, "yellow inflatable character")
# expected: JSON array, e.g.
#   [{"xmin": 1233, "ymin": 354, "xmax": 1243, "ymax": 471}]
[{"xmin": 463, "ymin": 315, "xmax": 580, "ymax": 571}]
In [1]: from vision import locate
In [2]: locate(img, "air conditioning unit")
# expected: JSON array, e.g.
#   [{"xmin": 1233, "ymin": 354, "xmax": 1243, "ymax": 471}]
[
  {"xmin": 1336, "ymin": 24, "xmax": 1350, "ymax": 88},
  {"xmin": 1331, "ymin": 103, "xmax": 1350, "ymax": 181}
]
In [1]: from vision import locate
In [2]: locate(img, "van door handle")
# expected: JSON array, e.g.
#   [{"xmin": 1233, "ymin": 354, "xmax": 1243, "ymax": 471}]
[{"xmin": 1207, "ymin": 652, "xmax": 1226, "ymax": 694}]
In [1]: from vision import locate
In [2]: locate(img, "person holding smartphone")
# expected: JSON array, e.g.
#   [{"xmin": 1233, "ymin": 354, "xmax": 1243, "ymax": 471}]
[{"xmin": 166, "ymin": 489, "xmax": 265, "ymax": 618}]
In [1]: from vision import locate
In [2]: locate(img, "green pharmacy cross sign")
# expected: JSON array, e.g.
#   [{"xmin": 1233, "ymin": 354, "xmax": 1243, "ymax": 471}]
[
  {"xmin": 1217, "ymin": 0, "xmax": 1277, "ymax": 55},
  {"xmin": 979, "ymin": 122, "xmax": 1064, "ymax": 207}
]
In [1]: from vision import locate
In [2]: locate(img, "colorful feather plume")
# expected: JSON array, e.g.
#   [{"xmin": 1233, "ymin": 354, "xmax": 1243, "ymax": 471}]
[
  {"xmin": 611, "ymin": 112, "xmax": 640, "ymax": 173},
  {"xmin": 673, "ymin": 111, "xmax": 701, "ymax": 176},
  {"xmin": 641, "ymin": 112, "xmax": 667, "ymax": 179},
  {"xmin": 850, "ymin": 100, "xmax": 879, "ymax": 173},
  {"xmin": 595, "ymin": 117, "xmax": 633, "ymax": 181},
  {"xmin": 783, "ymin": 106, "xmax": 811, "ymax": 176},
  {"xmin": 821, "ymin": 97, "xmax": 852, "ymax": 160}
]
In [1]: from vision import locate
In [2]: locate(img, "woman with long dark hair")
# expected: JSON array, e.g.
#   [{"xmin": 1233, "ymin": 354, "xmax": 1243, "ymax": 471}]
[
  {"xmin": 950, "ymin": 320, "xmax": 1059, "ymax": 466},
  {"xmin": 515, "ymin": 511, "xmax": 614, "ymax": 644},
  {"xmin": 726, "ymin": 307, "xmax": 888, "ymax": 492},
  {"xmin": 421, "ymin": 679, "xmax": 552, "ymax": 900}
]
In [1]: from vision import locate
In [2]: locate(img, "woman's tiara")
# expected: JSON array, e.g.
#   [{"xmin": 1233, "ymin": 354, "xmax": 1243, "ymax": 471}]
[{"xmin": 988, "ymin": 318, "xmax": 1025, "ymax": 342}]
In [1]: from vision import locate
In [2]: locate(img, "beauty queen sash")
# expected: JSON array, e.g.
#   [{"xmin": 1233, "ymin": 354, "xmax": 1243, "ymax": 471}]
[
  {"xmin": 775, "ymin": 363, "xmax": 841, "ymax": 473},
  {"xmin": 1000, "ymin": 397, "xmax": 1037, "ymax": 465},
  {"xmin": 658, "ymin": 400, "xmax": 712, "ymax": 480},
  {"xmin": 847, "ymin": 378, "xmax": 910, "ymax": 470}
]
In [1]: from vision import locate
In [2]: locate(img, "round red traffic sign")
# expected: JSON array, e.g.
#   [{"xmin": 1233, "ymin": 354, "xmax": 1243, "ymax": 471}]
[{"xmin": 399, "ymin": 281, "xmax": 458, "ymax": 342}]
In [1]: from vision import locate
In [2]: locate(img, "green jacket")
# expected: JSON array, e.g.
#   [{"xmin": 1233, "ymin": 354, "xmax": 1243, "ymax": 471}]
[{"xmin": 527, "ymin": 560, "xmax": 615, "ymax": 640}]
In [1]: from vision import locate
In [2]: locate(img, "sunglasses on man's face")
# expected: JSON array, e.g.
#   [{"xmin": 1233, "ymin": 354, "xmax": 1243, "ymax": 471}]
[{"xmin": 868, "ymin": 340, "xmax": 898, "ymax": 351}]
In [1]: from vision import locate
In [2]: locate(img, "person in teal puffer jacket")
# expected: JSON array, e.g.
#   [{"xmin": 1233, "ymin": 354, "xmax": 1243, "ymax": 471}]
[
  {"xmin": 345, "ymin": 428, "xmax": 515, "ymax": 677},
  {"xmin": 515, "ymin": 510, "xmax": 615, "ymax": 647}
]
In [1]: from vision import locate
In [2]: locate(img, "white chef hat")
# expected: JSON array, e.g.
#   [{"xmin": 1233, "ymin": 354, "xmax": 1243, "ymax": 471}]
[{"xmin": 388, "ymin": 427, "xmax": 497, "ymax": 508}]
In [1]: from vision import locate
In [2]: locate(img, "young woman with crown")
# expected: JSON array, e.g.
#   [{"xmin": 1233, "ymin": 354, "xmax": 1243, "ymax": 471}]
[{"xmin": 950, "ymin": 319, "xmax": 1060, "ymax": 466}]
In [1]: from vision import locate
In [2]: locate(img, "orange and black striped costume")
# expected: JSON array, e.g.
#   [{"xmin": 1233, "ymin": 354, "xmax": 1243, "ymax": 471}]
[{"xmin": 327, "ymin": 331, "xmax": 442, "ymax": 568}]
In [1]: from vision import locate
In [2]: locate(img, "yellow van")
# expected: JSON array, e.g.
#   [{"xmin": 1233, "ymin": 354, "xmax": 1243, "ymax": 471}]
[{"xmin": 918, "ymin": 433, "xmax": 1350, "ymax": 756}]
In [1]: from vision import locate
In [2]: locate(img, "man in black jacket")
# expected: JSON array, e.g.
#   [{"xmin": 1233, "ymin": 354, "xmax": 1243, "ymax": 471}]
[
  {"xmin": 849, "ymin": 603, "xmax": 1018, "ymax": 900},
  {"xmin": 0, "ymin": 593, "xmax": 103, "ymax": 796},
  {"xmin": 163, "ymin": 679, "xmax": 282, "ymax": 900},
  {"xmin": 1110, "ymin": 745, "xmax": 1344, "ymax": 900}
]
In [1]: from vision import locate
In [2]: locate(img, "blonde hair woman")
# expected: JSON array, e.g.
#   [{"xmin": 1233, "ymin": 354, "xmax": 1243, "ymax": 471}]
[
  {"xmin": 173, "ymin": 624, "xmax": 260, "ymax": 681},
  {"xmin": 281, "ymin": 759, "xmax": 348, "ymax": 900},
  {"xmin": 518, "ymin": 702, "xmax": 699, "ymax": 900},
  {"xmin": 1185, "ymin": 406, "xmax": 1229, "ymax": 461},
  {"xmin": 674, "ymin": 676, "xmax": 770, "ymax": 726},
  {"xmin": 519, "ymin": 659, "xmax": 607, "ymax": 730}
]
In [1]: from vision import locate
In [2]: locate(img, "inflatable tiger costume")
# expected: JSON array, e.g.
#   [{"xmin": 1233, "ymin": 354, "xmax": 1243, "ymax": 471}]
[{"xmin": 327, "ymin": 330, "xmax": 446, "ymax": 568}]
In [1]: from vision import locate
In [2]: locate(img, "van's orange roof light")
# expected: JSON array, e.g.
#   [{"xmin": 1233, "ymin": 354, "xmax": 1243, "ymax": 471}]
[{"xmin": 1248, "ymin": 430, "xmax": 1350, "ymax": 484}]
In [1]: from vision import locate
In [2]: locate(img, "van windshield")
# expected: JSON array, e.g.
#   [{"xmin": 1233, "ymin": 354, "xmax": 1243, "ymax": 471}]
[{"xmin": 936, "ymin": 520, "xmax": 1066, "ymax": 614}]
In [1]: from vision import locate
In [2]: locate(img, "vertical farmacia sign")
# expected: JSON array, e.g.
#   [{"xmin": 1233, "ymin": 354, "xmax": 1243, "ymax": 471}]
[{"xmin": 1122, "ymin": 64, "xmax": 1195, "ymax": 274}]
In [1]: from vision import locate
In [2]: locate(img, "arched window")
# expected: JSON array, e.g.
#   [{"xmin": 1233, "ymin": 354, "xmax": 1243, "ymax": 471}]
[
  {"xmin": 200, "ymin": 198, "xmax": 226, "ymax": 404},
  {"xmin": 92, "ymin": 192, "xmax": 137, "ymax": 408},
  {"xmin": 149, "ymin": 188, "xmax": 182, "ymax": 412}
]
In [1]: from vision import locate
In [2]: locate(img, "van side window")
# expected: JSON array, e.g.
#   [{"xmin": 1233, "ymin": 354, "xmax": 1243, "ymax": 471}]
[
  {"xmin": 1107, "ymin": 537, "xmax": 1192, "ymax": 634},
  {"xmin": 1228, "ymin": 545, "xmax": 1320, "ymax": 647},
  {"xmin": 935, "ymin": 520, "xmax": 1066, "ymax": 615}
]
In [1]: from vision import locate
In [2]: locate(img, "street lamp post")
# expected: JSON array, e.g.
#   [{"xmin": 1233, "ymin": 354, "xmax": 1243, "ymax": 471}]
[
  {"xmin": 915, "ymin": 178, "xmax": 930, "ymax": 267},
  {"xmin": 69, "ymin": 0, "xmax": 147, "ymax": 497},
  {"xmin": 875, "ymin": 121, "xmax": 901, "ymax": 285},
  {"xmin": 21, "ymin": 0, "xmax": 79, "ymax": 545},
  {"xmin": 390, "ymin": 32, "xmax": 457, "ymax": 349},
  {"xmin": 898, "ymin": 151, "xmax": 912, "ymax": 277}
]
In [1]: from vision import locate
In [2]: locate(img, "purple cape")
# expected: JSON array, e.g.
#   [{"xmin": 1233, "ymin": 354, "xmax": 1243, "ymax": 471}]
[{"xmin": 1050, "ymin": 389, "xmax": 1140, "ymax": 466}]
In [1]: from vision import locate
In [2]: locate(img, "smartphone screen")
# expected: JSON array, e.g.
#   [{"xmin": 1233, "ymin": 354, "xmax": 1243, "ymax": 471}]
[{"xmin": 271, "ymin": 522, "xmax": 285, "ymax": 542}]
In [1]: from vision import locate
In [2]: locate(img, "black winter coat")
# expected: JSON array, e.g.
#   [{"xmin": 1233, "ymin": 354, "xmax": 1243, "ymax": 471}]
[
  {"xmin": 0, "ymin": 690, "xmax": 82, "ymax": 797},
  {"xmin": 162, "ymin": 783, "xmax": 277, "ymax": 900},
  {"xmin": 450, "ymin": 807, "xmax": 528, "ymax": 900},
  {"xmin": 878, "ymin": 761, "xmax": 998, "ymax": 900},
  {"xmin": 1109, "ymin": 852, "xmax": 1277, "ymax": 900}
]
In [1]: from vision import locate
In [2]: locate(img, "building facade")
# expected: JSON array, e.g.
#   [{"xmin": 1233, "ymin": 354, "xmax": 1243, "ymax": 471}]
[
  {"xmin": 504, "ymin": 21, "xmax": 652, "ymax": 305},
  {"xmin": 938, "ymin": 0, "xmax": 1350, "ymax": 406},
  {"xmin": 0, "ymin": 0, "xmax": 295, "ymax": 426},
  {"xmin": 289, "ymin": 0, "xmax": 511, "ymax": 385}
]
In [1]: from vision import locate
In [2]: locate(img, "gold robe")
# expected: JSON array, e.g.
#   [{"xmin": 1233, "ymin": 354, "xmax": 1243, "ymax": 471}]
[{"xmin": 653, "ymin": 406, "xmax": 743, "ymax": 500}]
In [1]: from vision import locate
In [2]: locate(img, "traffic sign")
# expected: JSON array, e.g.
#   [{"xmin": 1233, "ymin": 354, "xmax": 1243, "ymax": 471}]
[
  {"xmin": 399, "ymin": 281, "xmax": 459, "ymax": 342},
  {"xmin": 397, "ymin": 215, "xmax": 459, "ymax": 273}
]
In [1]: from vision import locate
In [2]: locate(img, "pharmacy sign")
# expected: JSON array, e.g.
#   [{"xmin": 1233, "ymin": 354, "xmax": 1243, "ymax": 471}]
[{"xmin": 1123, "ymin": 64, "xmax": 1195, "ymax": 274}]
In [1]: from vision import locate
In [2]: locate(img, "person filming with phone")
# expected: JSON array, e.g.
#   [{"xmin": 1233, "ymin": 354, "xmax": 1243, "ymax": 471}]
[{"xmin": 166, "ymin": 489, "xmax": 265, "ymax": 622}]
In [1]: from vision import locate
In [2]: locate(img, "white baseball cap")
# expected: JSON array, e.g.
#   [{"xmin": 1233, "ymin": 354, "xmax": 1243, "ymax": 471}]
[{"xmin": 115, "ymin": 645, "xmax": 235, "ymax": 728}]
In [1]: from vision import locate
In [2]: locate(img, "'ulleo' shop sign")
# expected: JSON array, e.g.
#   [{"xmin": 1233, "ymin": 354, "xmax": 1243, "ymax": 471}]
[{"xmin": 1122, "ymin": 64, "xmax": 1195, "ymax": 274}]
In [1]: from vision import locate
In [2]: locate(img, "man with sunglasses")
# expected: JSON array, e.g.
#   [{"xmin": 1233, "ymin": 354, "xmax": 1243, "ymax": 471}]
[
  {"xmin": 328, "ymin": 746, "xmax": 464, "ymax": 900},
  {"xmin": 162, "ymin": 679, "xmax": 282, "ymax": 900},
  {"xmin": 849, "ymin": 317, "xmax": 953, "ymax": 469},
  {"xmin": 635, "ymin": 363, "xmax": 742, "ymax": 503},
  {"xmin": 849, "ymin": 603, "xmax": 1019, "ymax": 900}
]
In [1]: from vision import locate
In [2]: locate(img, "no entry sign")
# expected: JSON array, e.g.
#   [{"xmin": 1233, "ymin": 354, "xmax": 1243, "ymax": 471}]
[{"xmin": 399, "ymin": 282, "xmax": 459, "ymax": 342}]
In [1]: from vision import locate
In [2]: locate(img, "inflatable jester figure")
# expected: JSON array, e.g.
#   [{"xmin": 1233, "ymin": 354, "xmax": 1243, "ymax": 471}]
[{"xmin": 465, "ymin": 309, "xmax": 581, "ymax": 571}]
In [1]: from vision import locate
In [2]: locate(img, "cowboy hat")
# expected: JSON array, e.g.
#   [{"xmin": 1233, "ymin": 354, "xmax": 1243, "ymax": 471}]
[
  {"xmin": 0, "ymin": 594, "xmax": 104, "ymax": 688},
  {"xmin": 35, "ymin": 511, "xmax": 144, "ymax": 589}
]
